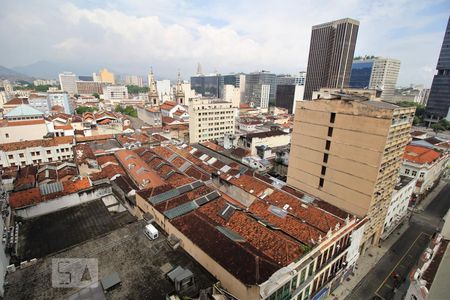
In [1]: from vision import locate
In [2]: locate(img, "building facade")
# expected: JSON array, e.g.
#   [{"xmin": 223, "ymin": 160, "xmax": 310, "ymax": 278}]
[
  {"xmin": 190, "ymin": 74, "xmax": 222, "ymax": 98},
  {"xmin": 58, "ymin": 72, "xmax": 78, "ymax": 94},
  {"xmin": 99, "ymin": 68, "xmax": 115, "ymax": 84},
  {"xmin": 48, "ymin": 92, "xmax": 72, "ymax": 114},
  {"xmin": 188, "ymin": 98, "xmax": 236, "ymax": 143},
  {"xmin": 303, "ymin": 18, "xmax": 359, "ymax": 100},
  {"xmin": 103, "ymin": 86, "xmax": 129, "ymax": 106},
  {"xmin": 276, "ymin": 84, "xmax": 304, "ymax": 113},
  {"xmin": 287, "ymin": 90, "xmax": 415, "ymax": 251},
  {"xmin": 124, "ymin": 74, "xmax": 144, "ymax": 87},
  {"xmin": 76, "ymin": 81, "xmax": 105, "ymax": 95},
  {"xmin": 244, "ymin": 71, "xmax": 277, "ymax": 107},
  {"xmin": 425, "ymin": 16, "xmax": 450, "ymax": 122}
]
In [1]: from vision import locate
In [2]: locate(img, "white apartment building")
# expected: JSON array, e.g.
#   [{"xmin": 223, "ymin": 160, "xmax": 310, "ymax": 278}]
[
  {"xmin": 103, "ymin": 85, "xmax": 129, "ymax": 105},
  {"xmin": 0, "ymin": 136, "xmax": 74, "ymax": 167},
  {"xmin": 188, "ymin": 98, "xmax": 236, "ymax": 143},
  {"xmin": 33, "ymin": 79, "xmax": 58, "ymax": 86},
  {"xmin": 58, "ymin": 72, "xmax": 78, "ymax": 94},
  {"xmin": 28, "ymin": 94, "xmax": 51, "ymax": 112},
  {"xmin": 382, "ymin": 176, "xmax": 416, "ymax": 239},
  {"xmin": 401, "ymin": 145, "xmax": 448, "ymax": 197}
]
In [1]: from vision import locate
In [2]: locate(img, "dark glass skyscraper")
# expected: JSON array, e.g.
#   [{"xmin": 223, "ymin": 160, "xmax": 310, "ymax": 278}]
[
  {"xmin": 190, "ymin": 74, "xmax": 222, "ymax": 98},
  {"xmin": 304, "ymin": 18, "xmax": 359, "ymax": 100},
  {"xmin": 426, "ymin": 16, "xmax": 450, "ymax": 122},
  {"xmin": 349, "ymin": 60, "xmax": 374, "ymax": 88}
]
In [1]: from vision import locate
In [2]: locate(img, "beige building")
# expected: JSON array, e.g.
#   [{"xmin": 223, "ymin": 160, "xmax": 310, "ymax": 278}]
[
  {"xmin": 370, "ymin": 58, "xmax": 401, "ymax": 101},
  {"xmin": 188, "ymin": 98, "xmax": 236, "ymax": 143},
  {"xmin": 287, "ymin": 89, "xmax": 415, "ymax": 251},
  {"xmin": 76, "ymin": 81, "xmax": 105, "ymax": 95},
  {"xmin": 98, "ymin": 68, "xmax": 115, "ymax": 84}
]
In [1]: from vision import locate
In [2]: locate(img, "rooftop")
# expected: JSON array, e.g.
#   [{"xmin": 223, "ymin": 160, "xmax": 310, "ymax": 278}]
[
  {"xmin": 0, "ymin": 136, "xmax": 73, "ymax": 152},
  {"xmin": 16, "ymin": 199, "xmax": 134, "ymax": 260},
  {"xmin": 404, "ymin": 145, "xmax": 442, "ymax": 164},
  {"xmin": 6, "ymin": 220, "xmax": 215, "ymax": 300},
  {"xmin": 5, "ymin": 104, "xmax": 43, "ymax": 118},
  {"xmin": 244, "ymin": 130, "xmax": 288, "ymax": 140},
  {"xmin": 394, "ymin": 175, "xmax": 415, "ymax": 191}
]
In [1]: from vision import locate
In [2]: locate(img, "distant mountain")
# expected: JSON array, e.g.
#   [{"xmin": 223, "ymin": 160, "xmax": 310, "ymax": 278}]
[
  {"xmin": 0, "ymin": 65, "xmax": 33, "ymax": 82},
  {"xmin": 13, "ymin": 60, "xmax": 64, "ymax": 80}
]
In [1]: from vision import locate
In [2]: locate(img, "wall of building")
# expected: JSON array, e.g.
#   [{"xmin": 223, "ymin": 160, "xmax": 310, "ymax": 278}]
[
  {"xmin": 137, "ymin": 107, "xmax": 162, "ymax": 127},
  {"xmin": 0, "ymin": 123, "xmax": 48, "ymax": 144},
  {"xmin": 15, "ymin": 185, "xmax": 111, "ymax": 219}
]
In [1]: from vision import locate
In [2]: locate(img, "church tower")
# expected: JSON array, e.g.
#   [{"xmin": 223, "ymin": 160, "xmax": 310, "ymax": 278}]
[
  {"xmin": 175, "ymin": 72, "xmax": 185, "ymax": 105},
  {"xmin": 148, "ymin": 68, "xmax": 159, "ymax": 106}
]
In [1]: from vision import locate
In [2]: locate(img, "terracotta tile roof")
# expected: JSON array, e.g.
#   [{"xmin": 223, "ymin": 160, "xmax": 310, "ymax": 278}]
[
  {"xmin": 173, "ymin": 109, "xmax": 187, "ymax": 116},
  {"xmin": 1, "ymin": 119, "xmax": 46, "ymax": 127},
  {"xmin": 422, "ymin": 240, "xmax": 449, "ymax": 289},
  {"xmin": 166, "ymin": 174, "xmax": 195, "ymax": 187},
  {"xmin": 171, "ymin": 156, "xmax": 187, "ymax": 168},
  {"xmin": 410, "ymin": 131, "xmax": 427, "ymax": 137},
  {"xmin": 0, "ymin": 136, "xmax": 73, "ymax": 152},
  {"xmin": 9, "ymin": 177, "xmax": 91, "ymax": 209},
  {"xmin": 160, "ymin": 101, "xmax": 177, "ymax": 111},
  {"xmin": 200, "ymin": 141, "xmax": 226, "ymax": 152},
  {"xmin": 197, "ymin": 197, "xmax": 304, "ymax": 265},
  {"xmin": 171, "ymin": 212, "xmax": 280, "ymax": 285},
  {"xmin": 14, "ymin": 166, "xmax": 37, "ymax": 191},
  {"xmin": 54, "ymin": 124, "xmax": 73, "ymax": 130},
  {"xmin": 162, "ymin": 116, "xmax": 176, "ymax": 124},
  {"xmin": 115, "ymin": 149, "xmax": 164, "ymax": 189},
  {"xmin": 75, "ymin": 134, "xmax": 114, "ymax": 143},
  {"xmin": 5, "ymin": 98, "xmax": 28, "ymax": 105},
  {"xmin": 152, "ymin": 134, "xmax": 169, "ymax": 142},
  {"xmin": 228, "ymin": 174, "xmax": 271, "ymax": 197},
  {"xmin": 96, "ymin": 154, "xmax": 119, "ymax": 166},
  {"xmin": 404, "ymin": 145, "xmax": 442, "ymax": 164},
  {"xmin": 231, "ymin": 147, "xmax": 250, "ymax": 158},
  {"xmin": 74, "ymin": 143, "xmax": 96, "ymax": 164},
  {"xmin": 151, "ymin": 146, "xmax": 174, "ymax": 160}
]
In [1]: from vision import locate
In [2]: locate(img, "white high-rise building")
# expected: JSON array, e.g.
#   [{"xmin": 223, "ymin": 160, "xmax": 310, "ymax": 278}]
[
  {"xmin": 188, "ymin": 98, "xmax": 236, "ymax": 143},
  {"xmin": 58, "ymin": 72, "xmax": 78, "ymax": 94},
  {"xmin": 223, "ymin": 85, "xmax": 241, "ymax": 108},
  {"xmin": 370, "ymin": 58, "xmax": 401, "ymax": 101}
]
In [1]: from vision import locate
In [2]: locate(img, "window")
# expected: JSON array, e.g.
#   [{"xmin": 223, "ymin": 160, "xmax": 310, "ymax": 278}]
[
  {"xmin": 327, "ymin": 127, "xmax": 333, "ymax": 137},
  {"xmin": 8, "ymin": 155, "xmax": 13, "ymax": 159},
  {"xmin": 5, "ymin": 133, "xmax": 9, "ymax": 138},
  {"xmin": 19, "ymin": 153, "xmax": 24, "ymax": 158},
  {"xmin": 330, "ymin": 112, "xmax": 336, "ymax": 123},
  {"xmin": 411, "ymin": 171, "xmax": 417, "ymax": 177},
  {"xmin": 319, "ymin": 178, "xmax": 324, "ymax": 188},
  {"xmin": 404, "ymin": 169, "xmax": 410, "ymax": 175},
  {"xmin": 419, "ymin": 172, "xmax": 425, "ymax": 178},
  {"xmin": 47, "ymin": 150, "xmax": 51, "ymax": 154},
  {"xmin": 321, "ymin": 166, "xmax": 326, "ymax": 176},
  {"xmin": 308, "ymin": 261, "xmax": 315, "ymax": 276},
  {"xmin": 323, "ymin": 153, "xmax": 328, "ymax": 163},
  {"xmin": 325, "ymin": 140, "xmax": 331, "ymax": 150},
  {"xmin": 299, "ymin": 268, "xmax": 307, "ymax": 284}
]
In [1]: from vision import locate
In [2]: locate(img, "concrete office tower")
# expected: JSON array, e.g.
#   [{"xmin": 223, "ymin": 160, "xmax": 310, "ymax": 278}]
[
  {"xmin": 304, "ymin": 18, "xmax": 359, "ymax": 100},
  {"xmin": 276, "ymin": 84, "xmax": 304, "ymax": 113},
  {"xmin": 188, "ymin": 98, "xmax": 236, "ymax": 143},
  {"xmin": 190, "ymin": 73, "xmax": 222, "ymax": 98},
  {"xmin": 103, "ymin": 86, "xmax": 128, "ymax": 106},
  {"xmin": 223, "ymin": 84, "xmax": 241, "ymax": 108},
  {"xmin": 287, "ymin": 88, "xmax": 415, "ymax": 251},
  {"xmin": 426, "ymin": 16, "xmax": 450, "ymax": 123},
  {"xmin": 349, "ymin": 57, "xmax": 401, "ymax": 101},
  {"xmin": 99, "ymin": 68, "xmax": 115, "ymax": 84},
  {"xmin": 244, "ymin": 71, "xmax": 276, "ymax": 108},
  {"xmin": 58, "ymin": 72, "xmax": 78, "ymax": 94}
]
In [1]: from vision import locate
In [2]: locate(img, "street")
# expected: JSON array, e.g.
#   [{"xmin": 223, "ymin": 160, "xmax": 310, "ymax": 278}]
[{"xmin": 346, "ymin": 181, "xmax": 450, "ymax": 300}]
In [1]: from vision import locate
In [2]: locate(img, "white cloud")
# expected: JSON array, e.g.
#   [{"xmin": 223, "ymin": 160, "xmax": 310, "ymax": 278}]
[{"xmin": 0, "ymin": 0, "xmax": 447, "ymax": 86}]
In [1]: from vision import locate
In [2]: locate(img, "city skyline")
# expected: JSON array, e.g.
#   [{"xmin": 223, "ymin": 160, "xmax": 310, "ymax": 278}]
[{"xmin": 0, "ymin": 0, "xmax": 448, "ymax": 86}]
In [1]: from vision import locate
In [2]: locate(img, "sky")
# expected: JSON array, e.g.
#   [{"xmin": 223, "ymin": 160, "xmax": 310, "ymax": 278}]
[{"xmin": 0, "ymin": 0, "xmax": 449, "ymax": 86}]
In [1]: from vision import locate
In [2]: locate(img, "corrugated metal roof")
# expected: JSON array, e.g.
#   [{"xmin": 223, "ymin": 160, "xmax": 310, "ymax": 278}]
[
  {"xmin": 39, "ymin": 182, "xmax": 64, "ymax": 195},
  {"xmin": 164, "ymin": 201, "xmax": 198, "ymax": 219},
  {"xmin": 216, "ymin": 226, "xmax": 246, "ymax": 242},
  {"xmin": 5, "ymin": 104, "xmax": 44, "ymax": 117}
]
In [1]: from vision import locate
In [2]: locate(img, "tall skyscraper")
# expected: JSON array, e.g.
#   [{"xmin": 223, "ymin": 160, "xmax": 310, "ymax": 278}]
[
  {"xmin": 124, "ymin": 74, "xmax": 144, "ymax": 87},
  {"xmin": 58, "ymin": 72, "xmax": 78, "ymax": 94},
  {"xmin": 287, "ymin": 88, "xmax": 415, "ymax": 251},
  {"xmin": 349, "ymin": 57, "xmax": 401, "ymax": 101},
  {"xmin": 426, "ymin": 16, "xmax": 450, "ymax": 123},
  {"xmin": 303, "ymin": 18, "xmax": 359, "ymax": 100}
]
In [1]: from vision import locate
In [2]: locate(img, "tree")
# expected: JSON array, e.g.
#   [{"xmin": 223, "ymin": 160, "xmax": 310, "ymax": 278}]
[
  {"xmin": 92, "ymin": 93, "xmax": 100, "ymax": 99},
  {"xmin": 437, "ymin": 119, "xmax": 450, "ymax": 130},
  {"xmin": 76, "ymin": 106, "xmax": 96, "ymax": 114},
  {"xmin": 126, "ymin": 85, "xmax": 148, "ymax": 94},
  {"xmin": 431, "ymin": 123, "xmax": 446, "ymax": 135}
]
